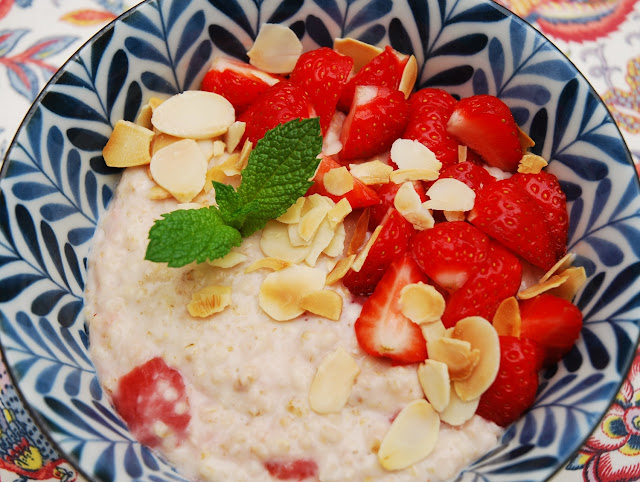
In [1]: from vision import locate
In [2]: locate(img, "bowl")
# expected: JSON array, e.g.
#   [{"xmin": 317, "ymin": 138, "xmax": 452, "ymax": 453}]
[{"xmin": 1, "ymin": 0, "xmax": 639, "ymax": 480}]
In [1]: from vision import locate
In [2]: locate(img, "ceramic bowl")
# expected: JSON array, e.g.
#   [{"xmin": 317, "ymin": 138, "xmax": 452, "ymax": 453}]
[{"xmin": 0, "ymin": 0, "xmax": 639, "ymax": 480}]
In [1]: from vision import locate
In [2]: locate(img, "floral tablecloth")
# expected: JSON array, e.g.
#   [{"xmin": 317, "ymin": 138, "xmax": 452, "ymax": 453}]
[{"xmin": 0, "ymin": 0, "xmax": 638, "ymax": 481}]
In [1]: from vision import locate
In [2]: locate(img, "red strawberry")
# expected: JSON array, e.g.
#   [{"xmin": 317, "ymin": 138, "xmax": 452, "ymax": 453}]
[
  {"xmin": 289, "ymin": 47, "xmax": 353, "ymax": 133},
  {"xmin": 441, "ymin": 240, "xmax": 522, "ymax": 327},
  {"xmin": 238, "ymin": 81, "xmax": 315, "ymax": 145},
  {"xmin": 369, "ymin": 180, "xmax": 426, "ymax": 229},
  {"xmin": 343, "ymin": 208, "xmax": 415, "ymax": 297},
  {"xmin": 446, "ymin": 95, "xmax": 523, "ymax": 172},
  {"xmin": 519, "ymin": 293, "xmax": 583, "ymax": 365},
  {"xmin": 112, "ymin": 357, "xmax": 191, "ymax": 447},
  {"xmin": 340, "ymin": 86, "xmax": 409, "ymax": 161},
  {"xmin": 403, "ymin": 88, "xmax": 460, "ymax": 169},
  {"xmin": 468, "ymin": 178, "xmax": 556, "ymax": 270},
  {"xmin": 200, "ymin": 57, "xmax": 281, "ymax": 115},
  {"xmin": 511, "ymin": 171, "xmax": 568, "ymax": 260},
  {"xmin": 410, "ymin": 221, "xmax": 490, "ymax": 293},
  {"xmin": 306, "ymin": 155, "xmax": 379, "ymax": 209},
  {"xmin": 354, "ymin": 255, "xmax": 429, "ymax": 364},
  {"xmin": 437, "ymin": 161, "xmax": 496, "ymax": 192},
  {"xmin": 337, "ymin": 46, "xmax": 408, "ymax": 112},
  {"xmin": 476, "ymin": 336, "xmax": 541, "ymax": 427},
  {"xmin": 264, "ymin": 458, "xmax": 318, "ymax": 480}
]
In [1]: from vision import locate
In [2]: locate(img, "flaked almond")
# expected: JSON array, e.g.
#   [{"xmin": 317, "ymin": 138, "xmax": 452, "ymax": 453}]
[
  {"xmin": 517, "ymin": 153, "xmax": 548, "ymax": 174},
  {"xmin": 299, "ymin": 205, "xmax": 331, "ymax": 243},
  {"xmin": 103, "ymin": 120, "xmax": 154, "ymax": 168},
  {"xmin": 438, "ymin": 385, "xmax": 479, "ymax": 426},
  {"xmin": 352, "ymin": 225, "xmax": 382, "ymax": 272},
  {"xmin": 151, "ymin": 131, "xmax": 181, "ymax": 156},
  {"xmin": 417, "ymin": 360, "xmax": 450, "ymax": 413},
  {"xmin": 212, "ymin": 140, "xmax": 226, "ymax": 157},
  {"xmin": 288, "ymin": 222, "xmax": 311, "ymax": 247},
  {"xmin": 152, "ymin": 91, "xmax": 235, "ymax": 139},
  {"xmin": 149, "ymin": 138, "xmax": 207, "ymax": 203},
  {"xmin": 548, "ymin": 266, "xmax": 587, "ymax": 301},
  {"xmin": 224, "ymin": 121, "xmax": 246, "ymax": 153},
  {"xmin": 302, "ymin": 193, "xmax": 334, "ymax": 213},
  {"xmin": 136, "ymin": 103, "xmax": 154, "ymax": 129},
  {"xmin": 458, "ymin": 145, "xmax": 468, "ymax": 163},
  {"xmin": 540, "ymin": 252, "xmax": 575, "ymax": 283},
  {"xmin": 260, "ymin": 220, "xmax": 311, "ymax": 263},
  {"xmin": 378, "ymin": 399, "xmax": 440, "ymax": 471},
  {"xmin": 390, "ymin": 138, "xmax": 442, "ymax": 172},
  {"xmin": 195, "ymin": 138, "xmax": 216, "ymax": 161},
  {"xmin": 444, "ymin": 210, "xmax": 466, "ymax": 222},
  {"xmin": 277, "ymin": 197, "xmax": 306, "ymax": 224},
  {"xmin": 390, "ymin": 168, "xmax": 440, "ymax": 183},
  {"xmin": 326, "ymin": 255, "xmax": 356, "ymax": 285},
  {"xmin": 187, "ymin": 285, "xmax": 232, "ymax": 318},
  {"xmin": 347, "ymin": 208, "xmax": 370, "ymax": 256},
  {"xmin": 327, "ymin": 198, "xmax": 352, "ymax": 228},
  {"xmin": 492, "ymin": 296, "xmax": 521, "ymax": 337},
  {"xmin": 300, "ymin": 289, "xmax": 343, "ymax": 321},
  {"xmin": 518, "ymin": 125, "xmax": 536, "ymax": 152},
  {"xmin": 333, "ymin": 37, "xmax": 383, "ymax": 72},
  {"xmin": 247, "ymin": 23, "xmax": 303, "ymax": 74},
  {"xmin": 309, "ymin": 348, "xmax": 359, "ymax": 413},
  {"xmin": 349, "ymin": 160, "xmax": 393, "ymax": 185},
  {"xmin": 305, "ymin": 219, "xmax": 335, "ymax": 267},
  {"xmin": 398, "ymin": 55, "xmax": 417, "ymax": 99},
  {"xmin": 421, "ymin": 320, "xmax": 446, "ymax": 343},
  {"xmin": 324, "ymin": 166, "xmax": 354, "ymax": 196},
  {"xmin": 209, "ymin": 56, "xmax": 282, "ymax": 86},
  {"xmin": 258, "ymin": 265, "xmax": 325, "ymax": 321},
  {"xmin": 245, "ymin": 257, "xmax": 292, "ymax": 273},
  {"xmin": 427, "ymin": 337, "xmax": 480, "ymax": 381},
  {"xmin": 452, "ymin": 316, "xmax": 501, "ymax": 401},
  {"xmin": 424, "ymin": 178, "xmax": 476, "ymax": 212},
  {"xmin": 518, "ymin": 272, "xmax": 570, "ymax": 300},
  {"xmin": 204, "ymin": 166, "xmax": 225, "ymax": 191},
  {"xmin": 148, "ymin": 185, "xmax": 172, "ymax": 200},
  {"xmin": 207, "ymin": 249, "xmax": 247, "ymax": 268},
  {"xmin": 238, "ymin": 139, "xmax": 253, "ymax": 171},
  {"xmin": 394, "ymin": 182, "xmax": 435, "ymax": 231},
  {"xmin": 323, "ymin": 222, "xmax": 346, "ymax": 258},
  {"xmin": 399, "ymin": 282, "xmax": 445, "ymax": 324}
]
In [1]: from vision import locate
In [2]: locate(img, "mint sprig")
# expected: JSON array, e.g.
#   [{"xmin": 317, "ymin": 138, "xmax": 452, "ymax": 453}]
[{"xmin": 145, "ymin": 118, "xmax": 323, "ymax": 267}]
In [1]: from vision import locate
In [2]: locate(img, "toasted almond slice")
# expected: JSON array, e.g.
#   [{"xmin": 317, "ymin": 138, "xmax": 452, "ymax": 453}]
[
  {"xmin": 349, "ymin": 160, "xmax": 394, "ymax": 185},
  {"xmin": 424, "ymin": 178, "xmax": 476, "ymax": 212},
  {"xmin": 333, "ymin": 37, "xmax": 383, "ymax": 72},
  {"xmin": 277, "ymin": 197, "xmax": 306, "ymax": 224},
  {"xmin": 492, "ymin": 296, "xmax": 521, "ymax": 337},
  {"xmin": 351, "ymin": 225, "xmax": 382, "ymax": 272},
  {"xmin": 238, "ymin": 139, "xmax": 253, "ymax": 171},
  {"xmin": 326, "ymin": 255, "xmax": 356, "ymax": 285},
  {"xmin": 260, "ymin": 220, "xmax": 311, "ymax": 263},
  {"xmin": 438, "ymin": 385, "xmax": 480, "ymax": 426},
  {"xmin": 151, "ymin": 131, "xmax": 181, "ymax": 156},
  {"xmin": 517, "ymin": 153, "xmax": 548, "ymax": 174},
  {"xmin": 548, "ymin": 266, "xmax": 587, "ymax": 301},
  {"xmin": 540, "ymin": 252, "xmax": 575, "ymax": 283},
  {"xmin": 327, "ymin": 198, "xmax": 352, "ymax": 228},
  {"xmin": 452, "ymin": 316, "xmax": 501, "ymax": 401},
  {"xmin": 347, "ymin": 208, "xmax": 370, "ymax": 256},
  {"xmin": 245, "ymin": 257, "xmax": 292, "ymax": 273},
  {"xmin": 207, "ymin": 249, "xmax": 247, "ymax": 268},
  {"xmin": 204, "ymin": 166, "xmax": 225, "ymax": 191},
  {"xmin": 443, "ymin": 210, "xmax": 466, "ymax": 222},
  {"xmin": 394, "ymin": 182, "xmax": 435, "ymax": 231},
  {"xmin": 187, "ymin": 285, "xmax": 232, "ymax": 318},
  {"xmin": 135, "ymin": 104, "xmax": 154, "ymax": 129},
  {"xmin": 148, "ymin": 97, "xmax": 164, "ymax": 110},
  {"xmin": 420, "ymin": 320, "xmax": 446, "ymax": 343},
  {"xmin": 378, "ymin": 399, "xmax": 440, "ymax": 471},
  {"xmin": 224, "ymin": 121, "xmax": 246, "ymax": 153},
  {"xmin": 149, "ymin": 139, "xmax": 207, "ymax": 203},
  {"xmin": 212, "ymin": 140, "xmax": 226, "ymax": 157},
  {"xmin": 398, "ymin": 55, "xmax": 417, "ymax": 99},
  {"xmin": 148, "ymin": 185, "xmax": 172, "ymax": 200},
  {"xmin": 103, "ymin": 120, "xmax": 154, "ymax": 168},
  {"xmin": 258, "ymin": 265, "xmax": 326, "ymax": 321},
  {"xmin": 299, "ymin": 205, "xmax": 331, "ymax": 243},
  {"xmin": 417, "ymin": 360, "xmax": 450, "ymax": 413},
  {"xmin": 323, "ymin": 222, "xmax": 346, "ymax": 258},
  {"xmin": 305, "ymin": 219, "xmax": 336, "ymax": 267},
  {"xmin": 324, "ymin": 166, "xmax": 354, "ymax": 196},
  {"xmin": 195, "ymin": 138, "xmax": 216, "ymax": 161},
  {"xmin": 399, "ymin": 282, "xmax": 445, "ymax": 324},
  {"xmin": 518, "ymin": 125, "xmax": 535, "ymax": 152},
  {"xmin": 518, "ymin": 272, "xmax": 570, "ymax": 300},
  {"xmin": 427, "ymin": 337, "xmax": 480, "ymax": 381},
  {"xmin": 288, "ymin": 222, "xmax": 311, "ymax": 247},
  {"xmin": 152, "ymin": 91, "xmax": 235, "ymax": 139},
  {"xmin": 309, "ymin": 348, "xmax": 359, "ymax": 413},
  {"xmin": 303, "ymin": 193, "xmax": 335, "ymax": 213},
  {"xmin": 391, "ymin": 139, "xmax": 442, "ymax": 172},
  {"xmin": 247, "ymin": 23, "xmax": 303, "ymax": 74},
  {"xmin": 300, "ymin": 289, "xmax": 343, "ymax": 321},
  {"xmin": 458, "ymin": 145, "xmax": 468, "ymax": 163},
  {"xmin": 390, "ymin": 168, "xmax": 440, "ymax": 183}
]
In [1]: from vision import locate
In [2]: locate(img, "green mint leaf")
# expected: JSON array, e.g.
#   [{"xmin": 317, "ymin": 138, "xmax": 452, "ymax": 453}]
[
  {"xmin": 145, "ymin": 207, "xmax": 242, "ymax": 268},
  {"xmin": 237, "ymin": 117, "xmax": 323, "ymax": 237},
  {"xmin": 212, "ymin": 181, "xmax": 247, "ymax": 229}
]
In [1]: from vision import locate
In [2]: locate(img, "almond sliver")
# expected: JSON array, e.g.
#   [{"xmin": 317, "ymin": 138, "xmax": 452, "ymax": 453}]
[
  {"xmin": 260, "ymin": 220, "xmax": 311, "ymax": 263},
  {"xmin": 103, "ymin": 120, "xmax": 154, "ymax": 168},
  {"xmin": 518, "ymin": 272, "xmax": 570, "ymax": 300},
  {"xmin": 399, "ymin": 282, "xmax": 445, "ymax": 324},
  {"xmin": 349, "ymin": 160, "xmax": 394, "ymax": 185},
  {"xmin": 247, "ymin": 23, "xmax": 303, "ymax": 74},
  {"xmin": 390, "ymin": 139, "xmax": 442, "ymax": 172},
  {"xmin": 333, "ymin": 37, "xmax": 383, "ymax": 72},
  {"xmin": 427, "ymin": 337, "xmax": 480, "ymax": 381},
  {"xmin": 517, "ymin": 153, "xmax": 548, "ymax": 174},
  {"xmin": 390, "ymin": 169, "xmax": 440, "ymax": 183},
  {"xmin": 207, "ymin": 249, "xmax": 247, "ymax": 268},
  {"xmin": 438, "ymin": 385, "xmax": 479, "ymax": 426},
  {"xmin": 300, "ymin": 289, "xmax": 343, "ymax": 321},
  {"xmin": 540, "ymin": 252, "xmax": 575, "ymax": 283},
  {"xmin": 418, "ymin": 360, "xmax": 450, "ymax": 413},
  {"xmin": 324, "ymin": 166, "xmax": 354, "ymax": 196},
  {"xmin": 394, "ymin": 182, "xmax": 435, "ymax": 231},
  {"xmin": 299, "ymin": 205, "xmax": 331, "ymax": 243},
  {"xmin": 398, "ymin": 55, "xmax": 417, "ymax": 99},
  {"xmin": 277, "ymin": 197, "xmax": 306, "ymax": 224},
  {"xmin": 309, "ymin": 347, "xmax": 359, "ymax": 413},
  {"xmin": 323, "ymin": 222, "xmax": 346, "ymax": 258},
  {"xmin": 224, "ymin": 121, "xmax": 246, "ymax": 153},
  {"xmin": 424, "ymin": 178, "xmax": 476, "ymax": 212},
  {"xmin": 327, "ymin": 198, "xmax": 352, "ymax": 228},
  {"xmin": 351, "ymin": 225, "xmax": 382, "ymax": 272},
  {"xmin": 149, "ymin": 138, "xmax": 207, "ymax": 203},
  {"xmin": 326, "ymin": 255, "xmax": 356, "ymax": 285},
  {"xmin": 492, "ymin": 296, "xmax": 521, "ymax": 337},
  {"xmin": 305, "ymin": 219, "xmax": 336, "ymax": 267},
  {"xmin": 187, "ymin": 285, "xmax": 232, "ymax": 318},
  {"xmin": 245, "ymin": 257, "xmax": 291, "ymax": 273},
  {"xmin": 347, "ymin": 208, "xmax": 370, "ymax": 256},
  {"xmin": 548, "ymin": 266, "xmax": 587, "ymax": 301}
]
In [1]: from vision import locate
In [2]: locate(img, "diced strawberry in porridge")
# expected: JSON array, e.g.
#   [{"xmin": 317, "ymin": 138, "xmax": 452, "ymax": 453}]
[{"xmin": 264, "ymin": 458, "xmax": 318, "ymax": 480}]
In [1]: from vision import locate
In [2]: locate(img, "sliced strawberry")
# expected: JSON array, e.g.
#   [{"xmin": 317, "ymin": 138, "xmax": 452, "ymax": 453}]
[
  {"xmin": 264, "ymin": 458, "xmax": 318, "ymax": 480},
  {"xmin": 402, "ymin": 88, "xmax": 460, "ymax": 169},
  {"xmin": 446, "ymin": 95, "xmax": 523, "ymax": 172},
  {"xmin": 437, "ymin": 161, "xmax": 496, "ymax": 193},
  {"xmin": 238, "ymin": 81, "xmax": 314, "ymax": 145},
  {"xmin": 200, "ymin": 57, "xmax": 281, "ymax": 115},
  {"xmin": 337, "ymin": 45, "xmax": 408, "ymax": 112},
  {"xmin": 410, "ymin": 221, "xmax": 489, "ymax": 293},
  {"xmin": 354, "ymin": 255, "xmax": 428, "ymax": 364},
  {"xmin": 476, "ymin": 336, "xmax": 541, "ymax": 427},
  {"xmin": 519, "ymin": 293, "xmax": 583, "ymax": 365},
  {"xmin": 306, "ymin": 155, "xmax": 379, "ymax": 209},
  {"xmin": 112, "ymin": 357, "xmax": 191, "ymax": 448},
  {"xmin": 441, "ymin": 240, "xmax": 522, "ymax": 327},
  {"xmin": 340, "ymin": 86, "xmax": 409, "ymax": 161},
  {"xmin": 343, "ymin": 208, "xmax": 415, "ymax": 297},
  {"xmin": 369, "ymin": 180, "xmax": 426, "ymax": 229},
  {"xmin": 511, "ymin": 171, "xmax": 568, "ymax": 260},
  {"xmin": 289, "ymin": 47, "xmax": 353, "ymax": 134},
  {"xmin": 468, "ymin": 178, "xmax": 556, "ymax": 270}
]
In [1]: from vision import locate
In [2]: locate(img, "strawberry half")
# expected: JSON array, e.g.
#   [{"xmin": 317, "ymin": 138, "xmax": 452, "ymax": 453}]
[
  {"xmin": 468, "ymin": 178, "xmax": 556, "ymax": 270},
  {"xmin": 340, "ymin": 86, "xmax": 409, "ymax": 161},
  {"xmin": 446, "ymin": 95, "xmax": 523, "ymax": 172},
  {"xmin": 354, "ymin": 255, "xmax": 429, "ymax": 364},
  {"xmin": 519, "ymin": 293, "xmax": 583, "ymax": 365},
  {"xmin": 289, "ymin": 47, "xmax": 354, "ymax": 134},
  {"xmin": 369, "ymin": 180, "xmax": 426, "ymax": 229},
  {"xmin": 343, "ymin": 208, "xmax": 415, "ymax": 297},
  {"xmin": 441, "ymin": 240, "xmax": 522, "ymax": 328},
  {"xmin": 410, "ymin": 221, "xmax": 489, "ymax": 293},
  {"xmin": 476, "ymin": 336, "xmax": 541, "ymax": 427}
]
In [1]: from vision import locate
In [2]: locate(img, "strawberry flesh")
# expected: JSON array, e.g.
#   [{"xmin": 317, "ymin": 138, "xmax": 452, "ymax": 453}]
[
  {"xmin": 264, "ymin": 458, "xmax": 318, "ymax": 480},
  {"xmin": 369, "ymin": 180, "xmax": 426, "ymax": 229},
  {"xmin": 437, "ymin": 161, "xmax": 496, "ymax": 193}
]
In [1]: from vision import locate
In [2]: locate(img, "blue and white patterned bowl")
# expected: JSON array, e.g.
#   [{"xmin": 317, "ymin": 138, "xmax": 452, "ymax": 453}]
[{"xmin": 0, "ymin": 0, "xmax": 639, "ymax": 480}]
